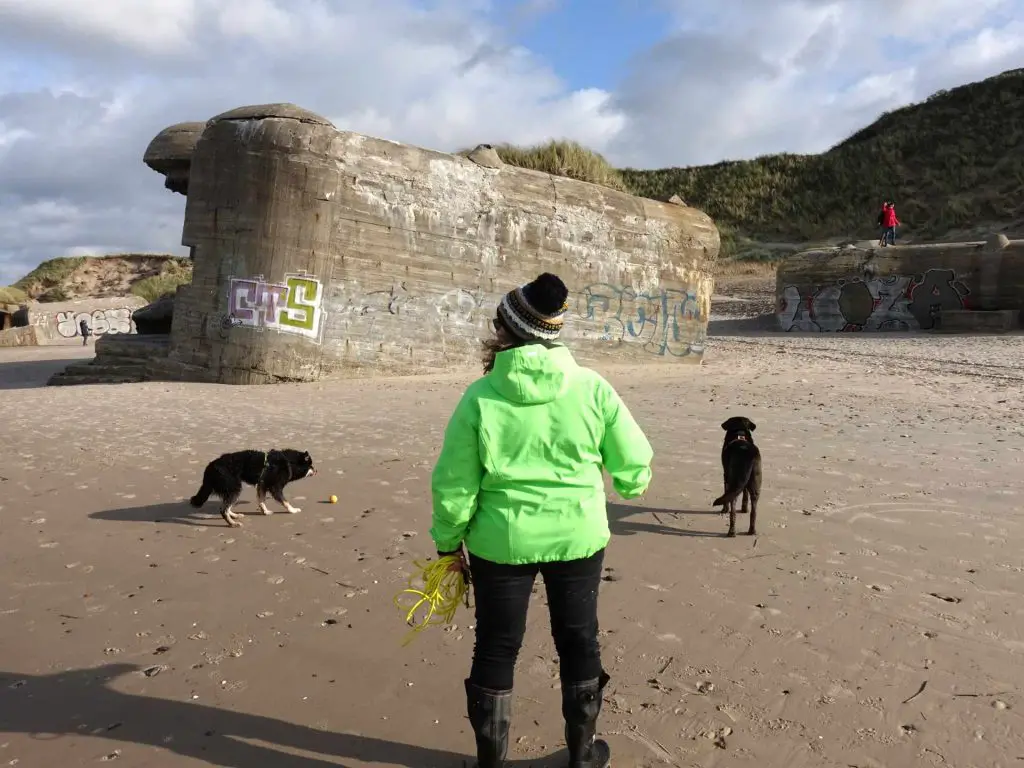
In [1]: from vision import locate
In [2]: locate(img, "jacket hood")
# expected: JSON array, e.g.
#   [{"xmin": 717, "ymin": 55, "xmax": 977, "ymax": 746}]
[{"xmin": 488, "ymin": 343, "xmax": 575, "ymax": 405}]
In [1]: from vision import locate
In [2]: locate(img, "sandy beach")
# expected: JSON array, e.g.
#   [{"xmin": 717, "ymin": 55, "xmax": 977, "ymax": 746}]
[{"xmin": 2, "ymin": 323, "xmax": 1024, "ymax": 767}]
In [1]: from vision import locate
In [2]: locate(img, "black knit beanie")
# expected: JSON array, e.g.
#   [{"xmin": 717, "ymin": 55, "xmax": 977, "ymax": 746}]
[{"xmin": 496, "ymin": 273, "xmax": 569, "ymax": 341}]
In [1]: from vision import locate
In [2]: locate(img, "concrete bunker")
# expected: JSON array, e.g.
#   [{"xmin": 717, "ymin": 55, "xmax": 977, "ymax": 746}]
[
  {"xmin": 776, "ymin": 235, "xmax": 1024, "ymax": 332},
  {"xmin": 0, "ymin": 304, "xmax": 28, "ymax": 331},
  {"xmin": 136, "ymin": 103, "xmax": 719, "ymax": 384}
]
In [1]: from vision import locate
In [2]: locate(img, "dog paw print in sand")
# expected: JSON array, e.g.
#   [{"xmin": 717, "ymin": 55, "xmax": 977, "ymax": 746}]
[
  {"xmin": 210, "ymin": 672, "xmax": 248, "ymax": 693},
  {"xmin": 382, "ymin": 531, "xmax": 417, "ymax": 561},
  {"xmin": 253, "ymin": 570, "xmax": 285, "ymax": 585},
  {"xmin": 321, "ymin": 606, "xmax": 349, "ymax": 628},
  {"xmin": 701, "ymin": 725, "xmax": 732, "ymax": 749},
  {"xmin": 601, "ymin": 567, "xmax": 621, "ymax": 582}
]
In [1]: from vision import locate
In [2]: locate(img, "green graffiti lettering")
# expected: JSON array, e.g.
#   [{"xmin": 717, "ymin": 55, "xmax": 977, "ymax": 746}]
[{"xmin": 278, "ymin": 277, "xmax": 319, "ymax": 332}]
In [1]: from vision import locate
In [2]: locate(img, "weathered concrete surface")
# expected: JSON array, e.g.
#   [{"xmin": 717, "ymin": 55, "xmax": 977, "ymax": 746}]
[
  {"xmin": 0, "ymin": 302, "xmax": 28, "ymax": 331},
  {"xmin": 146, "ymin": 103, "xmax": 719, "ymax": 384},
  {"xmin": 47, "ymin": 335, "xmax": 170, "ymax": 386},
  {"xmin": 143, "ymin": 122, "xmax": 204, "ymax": 196},
  {"xmin": 0, "ymin": 325, "xmax": 42, "ymax": 347},
  {"xmin": 132, "ymin": 294, "xmax": 176, "ymax": 335},
  {"xmin": 937, "ymin": 309, "xmax": 1020, "ymax": 333},
  {"xmin": 776, "ymin": 235, "xmax": 1024, "ymax": 332},
  {"xmin": 465, "ymin": 144, "xmax": 503, "ymax": 169},
  {"xmin": 28, "ymin": 297, "xmax": 147, "ymax": 345}
]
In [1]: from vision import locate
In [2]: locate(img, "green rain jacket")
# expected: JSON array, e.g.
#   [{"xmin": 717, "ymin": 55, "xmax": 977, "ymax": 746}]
[{"xmin": 430, "ymin": 343, "xmax": 653, "ymax": 565}]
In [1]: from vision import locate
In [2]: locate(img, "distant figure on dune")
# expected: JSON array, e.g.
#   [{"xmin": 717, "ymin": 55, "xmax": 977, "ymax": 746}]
[{"xmin": 880, "ymin": 202, "xmax": 900, "ymax": 247}]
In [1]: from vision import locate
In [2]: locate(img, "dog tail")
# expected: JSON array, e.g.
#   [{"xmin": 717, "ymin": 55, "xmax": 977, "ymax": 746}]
[
  {"xmin": 190, "ymin": 484, "xmax": 213, "ymax": 508},
  {"xmin": 712, "ymin": 463, "xmax": 754, "ymax": 507}
]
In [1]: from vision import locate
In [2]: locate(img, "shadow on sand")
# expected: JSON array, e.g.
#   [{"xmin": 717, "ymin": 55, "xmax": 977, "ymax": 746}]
[
  {"xmin": 0, "ymin": 663, "xmax": 567, "ymax": 767},
  {"xmin": 0, "ymin": 356, "xmax": 85, "ymax": 390},
  {"xmin": 608, "ymin": 503, "xmax": 729, "ymax": 538},
  {"xmin": 92, "ymin": 502, "xmax": 735, "ymax": 537},
  {"xmin": 89, "ymin": 500, "xmax": 256, "ymax": 527}
]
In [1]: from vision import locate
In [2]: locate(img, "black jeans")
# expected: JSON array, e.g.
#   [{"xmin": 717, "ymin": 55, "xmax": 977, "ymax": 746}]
[{"xmin": 468, "ymin": 548, "xmax": 605, "ymax": 691}]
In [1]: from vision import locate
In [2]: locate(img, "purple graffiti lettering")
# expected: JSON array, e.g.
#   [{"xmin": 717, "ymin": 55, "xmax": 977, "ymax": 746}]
[
  {"xmin": 228, "ymin": 279, "xmax": 259, "ymax": 325},
  {"xmin": 258, "ymin": 283, "xmax": 288, "ymax": 325}
]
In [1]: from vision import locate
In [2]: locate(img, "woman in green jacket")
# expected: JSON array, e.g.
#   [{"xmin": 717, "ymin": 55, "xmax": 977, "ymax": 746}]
[{"xmin": 430, "ymin": 272, "xmax": 653, "ymax": 768}]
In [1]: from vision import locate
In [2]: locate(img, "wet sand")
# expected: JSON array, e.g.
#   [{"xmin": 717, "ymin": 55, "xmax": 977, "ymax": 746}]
[{"xmin": 2, "ymin": 331, "xmax": 1024, "ymax": 767}]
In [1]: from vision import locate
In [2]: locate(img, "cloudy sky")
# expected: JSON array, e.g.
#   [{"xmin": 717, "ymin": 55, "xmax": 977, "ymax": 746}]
[{"xmin": 1, "ymin": 0, "xmax": 1022, "ymax": 284}]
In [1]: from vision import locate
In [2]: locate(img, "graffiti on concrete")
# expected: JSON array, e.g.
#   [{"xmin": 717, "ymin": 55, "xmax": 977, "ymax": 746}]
[
  {"xmin": 56, "ymin": 307, "xmax": 135, "ymax": 338},
  {"xmin": 227, "ymin": 274, "xmax": 324, "ymax": 341},
  {"xmin": 339, "ymin": 282, "xmax": 481, "ymax": 325},
  {"xmin": 436, "ymin": 289, "xmax": 479, "ymax": 325},
  {"xmin": 199, "ymin": 312, "xmax": 245, "ymax": 341},
  {"xmin": 777, "ymin": 268, "xmax": 970, "ymax": 332},
  {"xmin": 571, "ymin": 283, "xmax": 705, "ymax": 356},
  {"xmin": 328, "ymin": 280, "xmax": 705, "ymax": 357}
]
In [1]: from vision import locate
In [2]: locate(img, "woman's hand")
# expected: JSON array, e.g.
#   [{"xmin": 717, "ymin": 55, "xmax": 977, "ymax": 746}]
[{"xmin": 438, "ymin": 546, "xmax": 471, "ymax": 586}]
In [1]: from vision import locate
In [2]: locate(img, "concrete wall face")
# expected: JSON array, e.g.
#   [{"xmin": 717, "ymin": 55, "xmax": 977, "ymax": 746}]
[
  {"xmin": 28, "ymin": 297, "xmax": 146, "ymax": 344},
  {"xmin": 776, "ymin": 238, "xmax": 1024, "ymax": 332},
  {"xmin": 0, "ymin": 325, "xmax": 41, "ymax": 348},
  {"xmin": 165, "ymin": 110, "xmax": 719, "ymax": 384}
]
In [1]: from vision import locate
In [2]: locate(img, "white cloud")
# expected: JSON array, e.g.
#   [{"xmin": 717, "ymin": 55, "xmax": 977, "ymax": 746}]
[
  {"xmin": 608, "ymin": 0, "xmax": 1024, "ymax": 166},
  {"xmin": 882, "ymin": 0, "xmax": 1011, "ymax": 39},
  {"xmin": 0, "ymin": 122, "xmax": 31, "ymax": 148},
  {"xmin": 827, "ymin": 69, "xmax": 918, "ymax": 113},
  {"xmin": 942, "ymin": 22, "xmax": 1024, "ymax": 74},
  {"xmin": 0, "ymin": 0, "xmax": 1022, "ymax": 284},
  {"xmin": 0, "ymin": 0, "xmax": 198, "ymax": 54}
]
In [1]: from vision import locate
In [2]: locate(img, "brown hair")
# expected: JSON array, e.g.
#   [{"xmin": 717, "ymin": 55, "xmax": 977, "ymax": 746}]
[
  {"xmin": 482, "ymin": 316, "xmax": 558, "ymax": 373},
  {"xmin": 482, "ymin": 316, "xmax": 521, "ymax": 373}
]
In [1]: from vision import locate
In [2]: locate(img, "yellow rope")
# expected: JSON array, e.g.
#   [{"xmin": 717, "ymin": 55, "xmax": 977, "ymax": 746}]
[{"xmin": 393, "ymin": 555, "xmax": 470, "ymax": 646}]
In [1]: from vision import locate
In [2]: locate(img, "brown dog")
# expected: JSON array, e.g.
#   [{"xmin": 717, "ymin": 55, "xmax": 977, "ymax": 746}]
[{"xmin": 712, "ymin": 417, "xmax": 762, "ymax": 537}]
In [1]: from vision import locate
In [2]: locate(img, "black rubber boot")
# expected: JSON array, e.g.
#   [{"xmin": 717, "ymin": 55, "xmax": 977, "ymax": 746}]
[
  {"xmin": 561, "ymin": 671, "xmax": 611, "ymax": 768},
  {"xmin": 465, "ymin": 679, "xmax": 512, "ymax": 768}
]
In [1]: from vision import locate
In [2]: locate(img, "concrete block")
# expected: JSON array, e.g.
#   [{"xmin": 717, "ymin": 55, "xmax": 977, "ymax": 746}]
[
  {"xmin": 936, "ymin": 309, "xmax": 1019, "ymax": 333},
  {"xmin": 46, "ymin": 332, "xmax": 171, "ymax": 387},
  {"xmin": 146, "ymin": 103, "xmax": 720, "ymax": 384},
  {"xmin": 28, "ymin": 298, "xmax": 147, "ymax": 345},
  {"xmin": 776, "ymin": 239, "xmax": 1024, "ymax": 333},
  {"xmin": 0, "ymin": 326, "xmax": 42, "ymax": 347}
]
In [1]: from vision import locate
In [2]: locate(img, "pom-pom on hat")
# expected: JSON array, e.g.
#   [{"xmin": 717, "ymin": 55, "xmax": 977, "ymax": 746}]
[{"xmin": 496, "ymin": 273, "xmax": 569, "ymax": 341}]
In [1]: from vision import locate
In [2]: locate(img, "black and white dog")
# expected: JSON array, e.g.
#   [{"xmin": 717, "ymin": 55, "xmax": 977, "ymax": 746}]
[
  {"xmin": 190, "ymin": 449, "xmax": 316, "ymax": 527},
  {"xmin": 712, "ymin": 417, "xmax": 762, "ymax": 537}
]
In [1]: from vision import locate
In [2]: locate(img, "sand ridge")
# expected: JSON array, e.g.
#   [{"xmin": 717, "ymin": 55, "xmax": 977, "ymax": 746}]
[{"xmin": 1, "ymin": 333, "xmax": 1024, "ymax": 766}]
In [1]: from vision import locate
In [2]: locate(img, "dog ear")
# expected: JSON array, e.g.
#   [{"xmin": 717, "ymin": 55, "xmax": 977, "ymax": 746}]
[
  {"xmin": 720, "ymin": 420, "xmax": 730, "ymax": 431},
  {"xmin": 745, "ymin": 419, "xmax": 756, "ymax": 432}
]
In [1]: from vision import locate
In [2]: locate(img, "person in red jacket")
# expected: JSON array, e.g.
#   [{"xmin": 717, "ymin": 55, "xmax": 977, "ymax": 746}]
[{"xmin": 882, "ymin": 202, "xmax": 900, "ymax": 246}]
